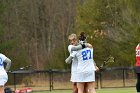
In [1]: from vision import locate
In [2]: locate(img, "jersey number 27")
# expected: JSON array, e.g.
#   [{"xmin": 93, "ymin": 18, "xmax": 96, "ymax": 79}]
[
  {"xmin": 82, "ymin": 50, "xmax": 92, "ymax": 61},
  {"xmin": 0, "ymin": 57, "xmax": 3, "ymax": 66}
]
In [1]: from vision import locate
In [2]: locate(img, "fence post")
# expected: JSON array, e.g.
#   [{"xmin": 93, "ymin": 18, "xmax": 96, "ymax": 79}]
[
  {"xmin": 13, "ymin": 73, "xmax": 16, "ymax": 91},
  {"xmin": 97, "ymin": 71, "xmax": 102, "ymax": 89},
  {"xmin": 51, "ymin": 71, "xmax": 54, "ymax": 90},
  {"xmin": 49, "ymin": 69, "xmax": 52, "ymax": 92},
  {"xmin": 122, "ymin": 68, "xmax": 125, "ymax": 87}
]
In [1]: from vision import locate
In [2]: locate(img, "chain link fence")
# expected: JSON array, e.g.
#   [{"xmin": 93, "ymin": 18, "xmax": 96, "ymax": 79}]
[{"xmin": 6, "ymin": 67, "xmax": 136, "ymax": 92}]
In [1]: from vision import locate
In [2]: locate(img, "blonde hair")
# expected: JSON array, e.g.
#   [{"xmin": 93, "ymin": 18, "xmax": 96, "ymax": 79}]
[{"xmin": 68, "ymin": 33, "xmax": 77, "ymax": 40}]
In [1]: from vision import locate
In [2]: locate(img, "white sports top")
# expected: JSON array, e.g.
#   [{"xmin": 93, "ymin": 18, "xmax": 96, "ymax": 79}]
[
  {"xmin": 68, "ymin": 45, "xmax": 78, "ymax": 73},
  {"xmin": 73, "ymin": 47, "xmax": 96, "ymax": 73},
  {"xmin": 0, "ymin": 53, "xmax": 7, "ymax": 74}
]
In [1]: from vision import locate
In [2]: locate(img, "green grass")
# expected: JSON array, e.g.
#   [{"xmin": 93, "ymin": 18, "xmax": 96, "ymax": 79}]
[{"xmin": 34, "ymin": 88, "xmax": 136, "ymax": 93}]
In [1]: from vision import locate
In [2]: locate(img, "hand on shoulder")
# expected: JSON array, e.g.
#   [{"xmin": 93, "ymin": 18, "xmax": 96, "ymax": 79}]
[{"xmin": 86, "ymin": 43, "xmax": 93, "ymax": 48}]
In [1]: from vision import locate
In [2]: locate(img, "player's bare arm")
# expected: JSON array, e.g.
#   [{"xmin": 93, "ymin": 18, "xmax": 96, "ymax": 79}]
[
  {"xmin": 65, "ymin": 51, "xmax": 77, "ymax": 64},
  {"xmin": 4, "ymin": 58, "xmax": 11, "ymax": 71},
  {"xmin": 65, "ymin": 56, "xmax": 73, "ymax": 64},
  {"xmin": 70, "ymin": 43, "xmax": 93, "ymax": 52}
]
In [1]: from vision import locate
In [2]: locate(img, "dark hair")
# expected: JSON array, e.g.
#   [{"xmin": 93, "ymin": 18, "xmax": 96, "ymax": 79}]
[{"xmin": 79, "ymin": 32, "xmax": 86, "ymax": 41}]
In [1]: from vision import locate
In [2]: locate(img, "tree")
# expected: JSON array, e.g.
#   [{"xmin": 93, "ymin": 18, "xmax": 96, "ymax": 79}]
[{"xmin": 75, "ymin": 0, "xmax": 140, "ymax": 67}]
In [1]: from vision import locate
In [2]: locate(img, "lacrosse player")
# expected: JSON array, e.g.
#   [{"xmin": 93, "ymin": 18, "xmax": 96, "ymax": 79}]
[
  {"xmin": 0, "ymin": 53, "xmax": 11, "ymax": 93},
  {"xmin": 66, "ymin": 32, "xmax": 98, "ymax": 93},
  {"xmin": 135, "ymin": 42, "xmax": 140, "ymax": 93},
  {"xmin": 67, "ymin": 34, "xmax": 79, "ymax": 93},
  {"xmin": 66, "ymin": 33, "xmax": 93, "ymax": 93}
]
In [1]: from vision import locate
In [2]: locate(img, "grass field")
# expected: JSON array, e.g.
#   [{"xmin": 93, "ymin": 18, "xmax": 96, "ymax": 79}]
[{"xmin": 34, "ymin": 88, "xmax": 136, "ymax": 93}]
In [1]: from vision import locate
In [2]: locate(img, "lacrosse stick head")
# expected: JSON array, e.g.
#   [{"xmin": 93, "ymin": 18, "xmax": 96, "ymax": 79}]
[{"xmin": 100, "ymin": 56, "xmax": 115, "ymax": 70}]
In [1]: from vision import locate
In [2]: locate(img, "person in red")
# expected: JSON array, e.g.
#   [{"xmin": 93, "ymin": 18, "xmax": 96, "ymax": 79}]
[{"xmin": 135, "ymin": 42, "xmax": 140, "ymax": 93}]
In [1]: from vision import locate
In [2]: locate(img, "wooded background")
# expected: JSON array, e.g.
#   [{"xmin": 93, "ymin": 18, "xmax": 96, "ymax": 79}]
[{"xmin": 0, "ymin": 0, "xmax": 140, "ymax": 70}]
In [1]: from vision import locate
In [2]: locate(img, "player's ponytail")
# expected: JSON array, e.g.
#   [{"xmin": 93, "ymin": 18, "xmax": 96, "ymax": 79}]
[{"xmin": 79, "ymin": 32, "xmax": 86, "ymax": 41}]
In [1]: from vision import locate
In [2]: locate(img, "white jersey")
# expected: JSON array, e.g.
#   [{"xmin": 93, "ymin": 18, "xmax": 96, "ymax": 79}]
[
  {"xmin": 68, "ymin": 45, "xmax": 78, "ymax": 73},
  {"xmin": 68, "ymin": 45, "xmax": 78, "ymax": 82},
  {"xmin": 75, "ymin": 47, "xmax": 96, "ymax": 73},
  {"xmin": 0, "ymin": 53, "xmax": 8, "ymax": 86},
  {"xmin": 0, "ymin": 53, "xmax": 7, "ymax": 74}
]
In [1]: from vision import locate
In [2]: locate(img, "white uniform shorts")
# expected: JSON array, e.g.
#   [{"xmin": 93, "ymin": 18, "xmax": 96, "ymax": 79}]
[
  {"xmin": 76, "ymin": 71, "xmax": 95, "ymax": 82},
  {"xmin": 0, "ymin": 74, "xmax": 8, "ymax": 86},
  {"xmin": 70, "ymin": 73, "xmax": 77, "ymax": 82}
]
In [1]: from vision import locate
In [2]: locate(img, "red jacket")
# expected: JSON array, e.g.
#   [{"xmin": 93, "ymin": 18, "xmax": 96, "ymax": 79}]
[{"xmin": 136, "ymin": 44, "xmax": 140, "ymax": 66}]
